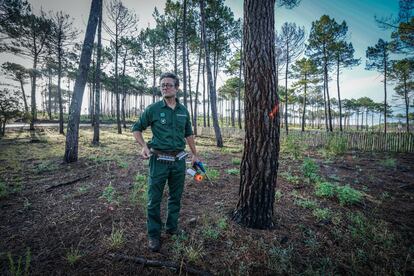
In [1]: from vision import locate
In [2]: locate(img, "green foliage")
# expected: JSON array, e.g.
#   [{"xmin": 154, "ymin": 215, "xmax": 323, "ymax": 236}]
[
  {"xmin": 130, "ymin": 173, "xmax": 148, "ymax": 208},
  {"xmin": 315, "ymin": 182, "xmax": 363, "ymax": 206},
  {"xmin": 226, "ymin": 168, "xmax": 239, "ymax": 175},
  {"xmin": 183, "ymin": 243, "xmax": 205, "ymax": 264},
  {"xmin": 314, "ymin": 182, "xmax": 336, "ymax": 198},
  {"xmin": 279, "ymin": 172, "xmax": 301, "ymax": 186},
  {"xmin": 294, "ymin": 198, "xmax": 318, "ymax": 209},
  {"xmin": 206, "ymin": 168, "xmax": 220, "ymax": 180},
  {"xmin": 7, "ymin": 248, "xmax": 31, "ymax": 276},
  {"xmin": 100, "ymin": 183, "xmax": 118, "ymax": 205},
  {"xmin": 108, "ymin": 225, "xmax": 124, "ymax": 249},
  {"xmin": 202, "ymin": 226, "xmax": 220, "ymax": 240},
  {"xmin": 313, "ymin": 208, "xmax": 332, "ymax": 222},
  {"xmin": 275, "ymin": 190, "xmax": 283, "ymax": 202},
  {"xmin": 267, "ymin": 245, "xmax": 294, "ymax": 273},
  {"xmin": 66, "ymin": 247, "xmax": 81, "ymax": 265},
  {"xmin": 336, "ymin": 185, "xmax": 363, "ymax": 206},
  {"xmin": 34, "ymin": 160, "xmax": 59, "ymax": 174},
  {"xmin": 0, "ymin": 181, "xmax": 9, "ymax": 199},
  {"xmin": 231, "ymin": 157, "xmax": 241, "ymax": 165},
  {"xmin": 217, "ymin": 217, "xmax": 228, "ymax": 231},
  {"xmin": 380, "ymin": 158, "xmax": 397, "ymax": 169},
  {"xmin": 281, "ymin": 135, "xmax": 307, "ymax": 159},
  {"xmin": 302, "ymin": 158, "xmax": 320, "ymax": 183},
  {"xmin": 325, "ymin": 135, "xmax": 347, "ymax": 156},
  {"xmin": 117, "ymin": 160, "xmax": 129, "ymax": 169}
]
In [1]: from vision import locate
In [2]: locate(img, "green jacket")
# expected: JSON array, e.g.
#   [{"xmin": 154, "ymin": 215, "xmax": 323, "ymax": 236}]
[{"xmin": 131, "ymin": 99, "xmax": 193, "ymax": 151}]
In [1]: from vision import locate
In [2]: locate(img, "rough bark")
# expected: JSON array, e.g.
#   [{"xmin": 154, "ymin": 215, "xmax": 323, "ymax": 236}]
[{"xmin": 232, "ymin": 0, "xmax": 280, "ymax": 229}]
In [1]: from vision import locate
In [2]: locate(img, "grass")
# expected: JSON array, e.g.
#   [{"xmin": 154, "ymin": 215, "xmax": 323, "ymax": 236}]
[
  {"xmin": 66, "ymin": 247, "xmax": 82, "ymax": 266},
  {"xmin": 100, "ymin": 183, "xmax": 118, "ymax": 205},
  {"xmin": 7, "ymin": 248, "xmax": 31, "ymax": 276},
  {"xmin": 226, "ymin": 168, "xmax": 239, "ymax": 175},
  {"xmin": 280, "ymin": 135, "xmax": 307, "ymax": 160},
  {"xmin": 0, "ymin": 180, "xmax": 9, "ymax": 199},
  {"xmin": 206, "ymin": 168, "xmax": 220, "ymax": 180},
  {"xmin": 302, "ymin": 158, "xmax": 320, "ymax": 183},
  {"xmin": 336, "ymin": 185, "xmax": 363, "ymax": 206},
  {"xmin": 294, "ymin": 198, "xmax": 318, "ymax": 209},
  {"xmin": 130, "ymin": 173, "xmax": 148, "ymax": 208},
  {"xmin": 231, "ymin": 157, "xmax": 241, "ymax": 165},
  {"xmin": 108, "ymin": 225, "xmax": 124, "ymax": 249},
  {"xmin": 312, "ymin": 208, "xmax": 332, "ymax": 222},
  {"xmin": 275, "ymin": 190, "xmax": 283, "ymax": 202},
  {"xmin": 279, "ymin": 172, "xmax": 301, "ymax": 186},
  {"xmin": 314, "ymin": 182, "xmax": 336, "ymax": 198},
  {"xmin": 315, "ymin": 182, "xmax": 363, "ymax": 206},
  {"xmin": 380, "ymin": 158, "xmax": 397, "ymax": 169}
]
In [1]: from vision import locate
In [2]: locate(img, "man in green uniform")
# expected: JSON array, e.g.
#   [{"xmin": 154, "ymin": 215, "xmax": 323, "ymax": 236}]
[{"xmin": 132, "ymin": 72, "xmax": 199, "ymax": 252}]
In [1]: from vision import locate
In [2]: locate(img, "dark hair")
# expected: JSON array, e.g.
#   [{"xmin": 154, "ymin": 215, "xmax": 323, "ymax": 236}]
[{"xmin": 160, "ymin": 72, "xmax": 179, "ymax": 87}]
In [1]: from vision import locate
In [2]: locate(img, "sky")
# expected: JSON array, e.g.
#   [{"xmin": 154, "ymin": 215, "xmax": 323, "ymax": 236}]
[{"xmin": 1, "ymin": 0, "xmax": 409, "ymax": 116}]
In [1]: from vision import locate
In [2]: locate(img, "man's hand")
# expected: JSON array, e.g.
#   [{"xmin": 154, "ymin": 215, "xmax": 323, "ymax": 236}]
[
  {"xmin": 191, "ymin": 154, "xmax": 199, "ymax": 166},
  {"xmin": 141, "ymin": 146, "xmax": 151, "ymax": 159}
]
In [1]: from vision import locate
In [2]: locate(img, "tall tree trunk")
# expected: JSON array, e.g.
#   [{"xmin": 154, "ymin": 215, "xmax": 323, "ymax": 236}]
[
  {"xmin": 121, "ymin": 48, "xmax": 127, "ymax": 129},
  {"xmin": 284, "ymin": 40, "xmax": 289, "ymax": 134},
  {"xmin": 202, "ymin": 60, "xmax": 206, "ymax": 127},
  {"xmin": 64, "ymin": 0, "xmax": 100, "ymax": 162},
  {"xmin": 187, "ymin": 45, "xmax": 194, "ymax": 122},
  {"xmin": 48, "ymin": 68, "xmax": 52, "ymax": 119},
  {"xmin": 384, "ymin": 56, "xmax": 387, "ymax": 134},
  {"xmin": 194, "ymin": 42, "xmax": 202, "ymax": 136},
  {"xmin": 200, "ymin": 0, "xmax": 222, "ymax": 147},
  {"xmin": 93, "ymin": 0, "xmax": 102, "ymax": 145},
  {"xmin": 301, "ymin": 76, "xmax": 307, "ymax": 132},
  {"xmin": 57, "ymin": 44, "xmax": 64, "ymax": 134},
  {"xmin": 337, "ymin": 58, "xmax": 343, "ymax": 132},
  {"xmin": 325, "ymin": 64, "xmax": 333, "ymax": 132},
  {"xmin": 238, "ymin": 39, "xmax": 243, "ymax": 129},
  {"xmin": 30, "ymin": 56, "xmax": 38, "ymax": 130},
  {"xmin": 182, "ymin": 0, "xmax": 187, "ymax": 107},
  {"xmin": 403, "ymin": 76, "xmax": 409, "ymax": 132},
  {"xmin": 152, "ymin": 47, "xmax": 156, "ymax": 103},
  {"xmin": 233, "ymin": 0, "xmax": 279, "ymax": 229},
  {"xmin": 19, "ymin": 80, "xmax": 29, "ymax": 113}
]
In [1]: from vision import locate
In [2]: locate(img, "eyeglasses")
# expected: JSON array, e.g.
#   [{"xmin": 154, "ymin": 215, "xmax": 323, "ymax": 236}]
[{"xmin": 160, "ymin": 83, "xmax": 175, "ymax": 89}]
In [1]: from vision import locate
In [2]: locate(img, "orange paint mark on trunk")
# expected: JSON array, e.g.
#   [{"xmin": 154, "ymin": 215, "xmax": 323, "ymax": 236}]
[{"xmin": 268, "ymin": 104, "xmax": 279, "ymax": 119}]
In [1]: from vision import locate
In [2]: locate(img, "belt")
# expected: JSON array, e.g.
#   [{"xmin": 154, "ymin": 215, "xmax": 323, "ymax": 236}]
[
  {"xmin": 150, "ymin": 149, "xmax": 188, "ymax": 162},
  {"xmin": 150, "ymin": 149, "xmax": 182, "ymax": 157}
]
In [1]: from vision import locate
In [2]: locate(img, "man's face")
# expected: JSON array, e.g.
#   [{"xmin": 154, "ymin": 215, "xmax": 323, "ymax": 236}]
[{"xmin": 160, "ymin": 77, "xmax": 177, "ymax": 99}]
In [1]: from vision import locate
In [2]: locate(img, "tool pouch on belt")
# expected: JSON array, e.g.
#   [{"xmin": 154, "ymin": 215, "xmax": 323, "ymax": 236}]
[{"xmin": 150, "ymin": 149, "xmax": 188, "ymax": 163}]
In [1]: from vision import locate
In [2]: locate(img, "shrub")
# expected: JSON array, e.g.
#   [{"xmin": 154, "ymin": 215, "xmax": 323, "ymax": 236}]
[
  {"xmin": 231, "ymin": 158, "xmax": 241, "ymax": 165},
  {"xmin": 7, "ymin": 248, "xmax": 31, "ymax": 276},
  {"xmin": 100, "ymin": 183, "xmax": 118, "ymax": 205},
  {"xmin": 313, "ymin": 208, "xmax": 331, "ymax": 222},
  {"xmin": 336, "ymin": 185, "xmax": 363, "ymax": 206},
  {"xmin": 294, "ymin": 198, "xmax": 318, "ymax": 209},
  {"xmin": 326, "ymin": 135, "xmax": 347, "ymax": 156},
  {"xmin": 302, "ymin": 158, "xmax": 320, "ymax": 183},
  {"xmin": 314, "ymin": 182, "xmax": 336, "ymax": 198},
  {"xmin": 281, "ymin": 135, "xmax": 307, "ymax": 160},
  {"xmin": 226, "ymin": 168, "xmax": 239, "ymax": 175},
  {"xmin": 66, "ymin": 247, "xmax": 82, "ymax": 265}
]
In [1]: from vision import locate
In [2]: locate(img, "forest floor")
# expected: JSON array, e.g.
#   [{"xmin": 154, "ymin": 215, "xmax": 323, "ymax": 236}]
[{"xmin": 0, "ymin": 127, "xmax": 413, "ymax": 275}]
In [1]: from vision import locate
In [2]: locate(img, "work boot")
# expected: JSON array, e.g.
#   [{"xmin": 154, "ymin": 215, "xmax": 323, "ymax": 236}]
[{"xmin": 148, "ymin": 238, "xmax": 160, "ymax": 252}]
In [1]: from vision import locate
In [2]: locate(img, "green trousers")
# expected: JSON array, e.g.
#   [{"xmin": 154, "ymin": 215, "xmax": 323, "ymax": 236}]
[{"xmin": 147, "ymin": 155, "xmax": 186, "ymax": 239}]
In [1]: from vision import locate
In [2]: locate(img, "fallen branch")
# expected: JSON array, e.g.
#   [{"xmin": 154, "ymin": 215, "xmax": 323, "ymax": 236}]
[
  {"xmin": 45, "ymin": 175, "xmax": 90, "ymax": 192},
  {"xmin": 108, "ymin": 253, "xmax": 212, "ymax": 276}
]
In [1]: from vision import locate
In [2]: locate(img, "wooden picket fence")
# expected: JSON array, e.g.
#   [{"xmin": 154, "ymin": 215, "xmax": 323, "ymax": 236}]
[{"xmin": 197, "ymin": 127, "xmax": 414, "ymax": 153}]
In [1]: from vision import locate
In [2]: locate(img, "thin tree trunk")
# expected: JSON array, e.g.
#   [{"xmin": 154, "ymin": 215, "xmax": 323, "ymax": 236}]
[
  {"xmin": 93, "ymin": 0, "xmax": 102, "ymax": 145},
  {"xmin": 182, "ymin": 0, "xmax": 187, "ymax": 107},
  {"xmin": 337, "ymin": 58, "xmax": 343, "ymax": 131},
  {"xmin": 64, "ymin": 0, "xmax": 100, "ymax": 162},
  {"xmin": 200, "ymin": 0, "xmax": 222, "ymax": 147}
]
